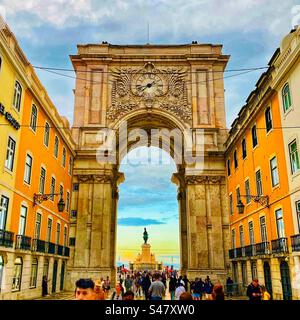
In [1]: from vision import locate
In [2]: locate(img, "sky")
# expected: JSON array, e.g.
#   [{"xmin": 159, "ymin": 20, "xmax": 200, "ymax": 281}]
[{"xmin": 1, "ymin": 0, "xmax": 299, "ymax": 267}]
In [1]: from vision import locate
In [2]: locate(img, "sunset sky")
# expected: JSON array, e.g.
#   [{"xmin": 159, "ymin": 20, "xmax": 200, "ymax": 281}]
[{"xmin": 1, "ymin": 0, "xmax": 298, "ymax": 267}]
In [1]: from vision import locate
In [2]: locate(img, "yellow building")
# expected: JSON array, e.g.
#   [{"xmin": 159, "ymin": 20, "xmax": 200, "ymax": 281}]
[
  {"xmin": 225, "ymin": 27, "xmax": 300, "ymax": 300},
  {"xmin": 0, "ymin": 17, "xmax": 75, "ymax": 299}
]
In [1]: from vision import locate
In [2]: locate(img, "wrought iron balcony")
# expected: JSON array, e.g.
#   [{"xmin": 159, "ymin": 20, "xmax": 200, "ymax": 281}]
[
  {"xmin": 63, "ymin": 247, "xmax": 70, "ymax": 257},
  {"xmin": 236, "ymin": 247, "xmax": 245, "ymax": 258},
  {"xmin": 15, "ymin": 235, "xmax": 32, "ymax": 250},
  {"xmin": 271, "ymin": 237, "xmax": 288, "ymax": 254},
  {"xmin": 255, "ymin": 241, "xmax": 270, "ymax": 255},
  {"xmin": 291, "ymin": 234, "xmax": 300, "ymax": 252},
  {"xmin": 47, "ymin": 242, "xmax": 56, "ymax": 254},
  {"xmin": 57, "ymin": 244, "xmax": 63, "ymax": 256},
  {"xmin": 244, "ymin": 244, "xmax": 255, "ymax": 257},
  {"xmin": 229, "ymin": 248, "xmax": 237, "ymax": 259},
  {"xmin": 31, "ymin": 239, "xmax": 46, "ymax": 253},
  {"xmin": 0, "ymin": 229, "xmax": 14, "ymax": 248}
]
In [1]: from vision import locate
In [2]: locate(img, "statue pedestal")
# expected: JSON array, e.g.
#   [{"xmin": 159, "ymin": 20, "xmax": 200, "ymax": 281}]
[{"xmin": 130, "ymin": 243, "xmax": 163, "ymax": 271}]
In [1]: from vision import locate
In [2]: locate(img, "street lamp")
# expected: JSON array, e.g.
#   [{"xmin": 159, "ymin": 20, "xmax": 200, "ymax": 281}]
[
  {"xmin": 33, "ymin": 192, "xmax": 65, "ymax": 212},
  {"xmin": 237, "ymin": 195, "xmax": 269, "ymax": 214}
]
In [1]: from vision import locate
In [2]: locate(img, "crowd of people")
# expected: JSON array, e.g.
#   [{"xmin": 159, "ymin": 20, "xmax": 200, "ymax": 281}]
[{"xmin": 73, "ymin": 269, "xmax": 272, "ymax": 301}]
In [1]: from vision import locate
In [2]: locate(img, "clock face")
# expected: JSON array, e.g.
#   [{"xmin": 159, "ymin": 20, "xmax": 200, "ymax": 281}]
[{"xmin": 133, "ymin": 73, "xmax": 165, "ymax": 97}]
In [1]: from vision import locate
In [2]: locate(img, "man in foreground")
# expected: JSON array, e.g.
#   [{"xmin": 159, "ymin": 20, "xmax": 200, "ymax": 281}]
[
  {"xmin": 148, "ymin": 273, "xmax": 165, "ymax": 300},
  {"xmin": 75, "ymin": 278, "xmax": 96, "ymax": 300}
]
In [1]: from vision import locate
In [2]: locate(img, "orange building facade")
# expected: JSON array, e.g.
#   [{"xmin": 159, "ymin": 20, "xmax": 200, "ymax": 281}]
[
  {"xmin": 225, "ymin": 29, "xmax": 300, "ymax": 300},
  {"xmin": 0, "ymin": 18, "xmax": 75, "ymax": 299}
]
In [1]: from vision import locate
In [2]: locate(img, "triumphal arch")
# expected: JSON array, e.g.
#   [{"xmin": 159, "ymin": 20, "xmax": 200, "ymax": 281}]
[{"xmin": 66, "ymin": 42, "xmax": 231, "ymax": 288}]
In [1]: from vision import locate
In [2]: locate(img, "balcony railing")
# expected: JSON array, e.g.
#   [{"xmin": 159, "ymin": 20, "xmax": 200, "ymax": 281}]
[
  {"xmin": 0, "ymin": 229, "xmax": 14, "ymax": 248},
  {"xmin": 31, "ymin": 239, "xmax": 46, "ymax": 253},
  {"xmin": 15, "ymin": 235, "xmax": 32, "ymax": 250},
  {"xmin": 271, "ymin": 237, "xmax": 288, "ymax": 254},
  {"xmin": 291, "ymin": 234, "xmax": 300, "ymax": 252},
  {"xmin": 244, "ymin": 244, "xmax": 255, "ymax": 257},
  {"xmin": 255, "ymin": 241, "xmax": 270, "ymax": 255},
  {"xmin": 57, "ymin": 244, "xmax": 63, "ymax": 256},
  {"xmin": 63, "ymin": 247, "xmax": 70, "ymax": 257},
  {"xmin": 47, "ymin": 242, "xmax": 56, "ymax": 254}
]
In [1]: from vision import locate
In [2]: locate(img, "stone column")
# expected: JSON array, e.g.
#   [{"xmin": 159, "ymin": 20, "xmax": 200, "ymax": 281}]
[{"xmin": 184, "ymin": 175, "xmax": 227, "ymax": 282}]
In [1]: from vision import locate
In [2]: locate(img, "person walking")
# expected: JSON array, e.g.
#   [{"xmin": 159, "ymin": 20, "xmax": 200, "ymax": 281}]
[
  {"xmin": 124, "ymin": 274, "xmax": 133, "ymax": 292},
  {"xmin": 182, "ymin": 275, "xmax": 190, "ymax": 292},
  {"xmin": 204, "ymin": 278, "xmax": 214, "ymax": 300},
  {"xmin": 246, "ymin": 279, "xmax": 262, "ymax": 301},
  {"xmin": 226, "ymin": 276, "xmax": 234, "ymax": 297},
  {"xmin": 148, "ymin": 273, "xmax": 165, "ymax": 300},
  {"xmin": 111, "ymin": 282, "xmax": 124, "ymax": 300},
  {"xmin": 191, "ymin": 278, "xmax": 203, "ymax": 300},
  {"xmin": 142, "ymin": 273, "xmax": 151, "ymax": 300},
  {"xmin": 169, "ymin": 275, "xmax": 177, "ymax": 300},
  {"xmin": 94, "ymin": 280, "xmax": 105, "ymax": 300}
]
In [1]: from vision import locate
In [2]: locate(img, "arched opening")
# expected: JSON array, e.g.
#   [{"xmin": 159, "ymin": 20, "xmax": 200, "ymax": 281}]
[
  {"xmin": 280, "ymin": 261, "xmax": 292, "ymax": 300},
  {"xmin": 116, "ymin": 146, "xmax": 180, "ymax": 273}
]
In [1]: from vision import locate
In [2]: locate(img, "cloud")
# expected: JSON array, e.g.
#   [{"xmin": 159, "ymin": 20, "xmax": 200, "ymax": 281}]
[{"xmin": 118, "ymin": 217, "xmax": 166, "ymax": 226}]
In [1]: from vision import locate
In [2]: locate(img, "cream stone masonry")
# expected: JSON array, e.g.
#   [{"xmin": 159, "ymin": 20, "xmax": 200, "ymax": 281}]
[{"xmin": 66, "ymin": 43, "xmax": 230, "ymax": 289}]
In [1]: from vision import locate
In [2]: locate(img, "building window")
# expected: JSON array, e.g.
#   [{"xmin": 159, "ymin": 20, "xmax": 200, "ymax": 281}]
[
  {"xmin": 30, "ymin": 104, "xmax": 38, "ymax": 132},
  {"xmin": 0, "ymin": 196, "xmax": 9, "ymax": 230},
  {"xmin": 69, "ymin": 237, "xmax": 76, "ymax": 246},
  {"xmin": 289, "ymin": 140, "xmax": 300, "ymax": 175},
  {"xmin": 73, "ymin": 183, "xmax": 79, "ymax": 191},
  {"xmin": 236, "ymin": 187, "xmax": 241, "ymax": 206},
  {"xmin": 39, "ymin": 167, "xmax": 46, "ymax": 194},
  {"xmin": 64, "ymin": 226, "xmax": 68, "ymax": 247},
  {"xmin": 249, "ymin": 221, "xmax": 255, "ymax": 245},
  {"xmin": 34, "ymin": 213, "xmax": 41, "ymax": 240},
  {"xmin": 71, "ymin": 210, "xmax": 77, "ymax": 219},
  {"xmin": 69, "ymin": 157, "xmax": 73, "ymax": 175},
  {"xmin": 0, "ymin": 255, "xmax": 4, "ymax": 293},
  {"xmin": 270, "ymin": 156, "xmax": 279, "ymax": 187},
  {"xmin": 46, "ymin": 218, "xmax": 52, "ymax": 243},
  {"xmin": 60, "ymin": 185, "xmax": 64, "ymax": 199},
  {"xmin": 54, "ymin": 136, "xmax": 59, "ymax": 158},
  {"xmin": 5, "ymin": 137, "xmax": 16, "ymax": 171},
  {"xmin": 255, "ymin": 170, "xmax": 263, "ymax": 196},
  {"xmin": 234, "ymin": 150, "xmax": 238, "ymax": 169},
  {"xmin": 13, "ymin": 81, "xmax": 22, "ymax": 111},
  {"xmin": 12, "ymin": 257, "xmax": 23, "ymax": 291},
  {"xmin": 251, "ymin": 262, "xmax": 258, "ymax": 280},
  {"xmin": 56, "ymin": 223, "xmax": 61, "ymax": 245},
  {"xmin": 44, "ymin": 122, "xmax": 50, "ymax": 147},
  {"xmin": 229, "ymin": 194, "xmax": 233, "ymax": 216},
  {"xmin": 275, "ymin": 209, "xmax": 285, "ymax": 238},
  {"xmin": 245, "ymin": 179, "xmax": 251, "ymax": 204},
  {"xmin": 50, "ymin": 177, "xmax": 56, "ymax": 201},
  {"xmin": 297, "ymin": 201, "xmax": 300, "ymax": 233},
  {"xmin": 62, "ymin": 148, "xmax": 66, "ymax": 167},
  {"xmin": 18, "ymin": 206, "xmax": 27, "ymax": 236},
  {"xmin": 231, "ymin": 229, "xmax": 236, "ymax": 249},
  {"xmin": 227, "ymin": 159, "xmax": 231, "ymax": 176},
  {"xmin": 66, "ymin": 191, "xmax": 70, "ymax": 213},
  {"xmin": 260, "ymin": 216, "xmax": 268, "ymax": 242},
  {"xmin": 24, "ymin": 154, "xmax": 33, "ymax": 184},
  {"xmin": 239, "ymin": 225, "xmax": 244, "ymax": 247},
  {"xmin": 242, "ymin": 139, "xmax": 247, "ymax": 159},
  {"xmin": 282, "ymin": 83, "xmax": 292, "ymax": 112},
  {"xmin": 265, "ymin": 107, "xmax": 273, "ymax": 133},
  {"xmin": 252, "ymin": 125, "xmax": 258, "ymax": 148},
  {"xmin": 29, "ymin": 258, "xmax": 38, "ymax": 288}
]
